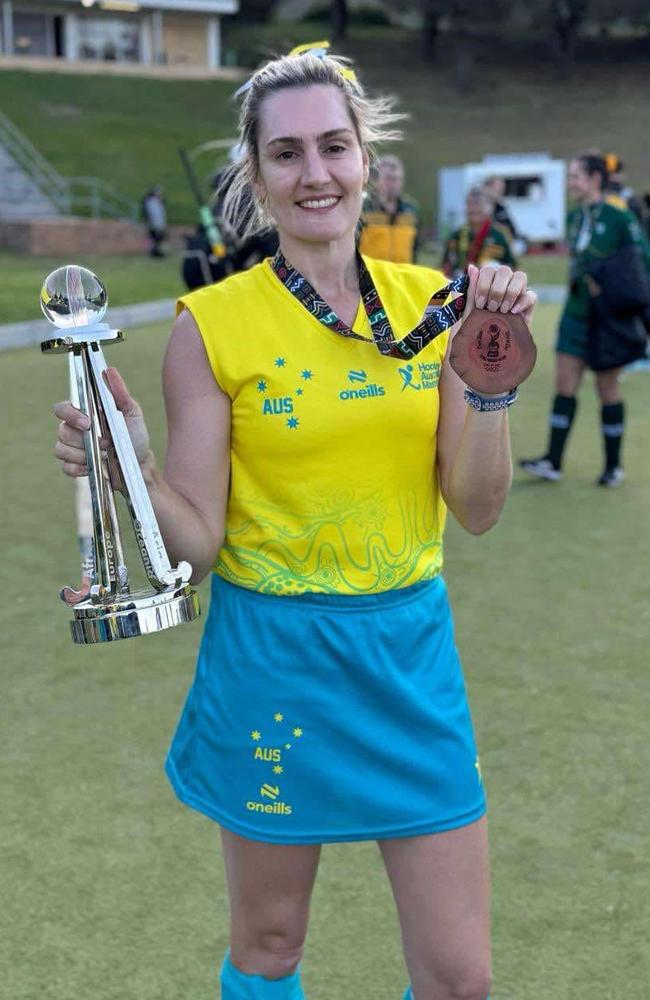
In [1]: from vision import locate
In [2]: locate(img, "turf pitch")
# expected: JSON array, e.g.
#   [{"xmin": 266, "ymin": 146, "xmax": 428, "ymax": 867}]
[{"xmin": 1, "ymin": 303, "xmax": 648, "ymax": 999}]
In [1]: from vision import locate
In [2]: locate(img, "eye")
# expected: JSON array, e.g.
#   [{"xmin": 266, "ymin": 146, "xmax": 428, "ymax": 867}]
[
  {"xmin": 326, "ymin": 143, "xmax": 347, "ymax": 154},
  {"xmin": 276, "ymin": 150, "xmax": 298, "ymax": 161}
]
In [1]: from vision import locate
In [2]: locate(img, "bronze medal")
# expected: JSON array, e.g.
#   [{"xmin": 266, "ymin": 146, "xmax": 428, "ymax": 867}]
[{"xmin": 449, "ymin": 309, "xmax": 537, "ymax": 394}]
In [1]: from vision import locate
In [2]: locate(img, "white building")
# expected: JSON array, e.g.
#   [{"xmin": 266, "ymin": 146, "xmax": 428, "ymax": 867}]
[{"xmin": 0, "ymin": 0, "xmax": 239, "ymax": 70}]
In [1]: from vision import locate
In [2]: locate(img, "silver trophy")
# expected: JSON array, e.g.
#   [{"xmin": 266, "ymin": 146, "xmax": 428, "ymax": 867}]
[{"xmin": 41, "ymin": 264, "xmax": 200, "ymax": 644}]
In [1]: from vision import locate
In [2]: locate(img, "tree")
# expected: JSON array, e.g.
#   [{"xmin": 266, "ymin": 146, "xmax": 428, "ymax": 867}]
[
  {"xmin": 549, "ymin": 0, "xmax": 588, "ymax": 69},
  {"xmin": 420, "ymin": 0, "xmax": 445, "ymax": 59},
  {"xmin": 331, "ymin": 0, "xmax": 349, "ymax": 41},
  {"xmin": 234, "ymin": 0, "xmax": 281, "ymax": 23}
]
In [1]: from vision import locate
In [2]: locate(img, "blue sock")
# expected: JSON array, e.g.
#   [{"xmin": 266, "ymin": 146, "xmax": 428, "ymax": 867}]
[
  {"xmin": 220, "ymin": 951, "xmax": 305, "ymax": 999},
  {"xmin": 403, "ymin": 990, "xmax": 490, "ymax": 999}
]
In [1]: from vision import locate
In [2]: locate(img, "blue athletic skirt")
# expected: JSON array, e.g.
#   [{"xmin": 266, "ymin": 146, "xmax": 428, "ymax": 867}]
[{"xmin": 165, "ymin": 574, "xmax": 486, "ymax": 844}]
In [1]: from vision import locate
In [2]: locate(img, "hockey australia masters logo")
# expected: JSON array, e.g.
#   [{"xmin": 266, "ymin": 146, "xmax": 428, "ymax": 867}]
[{"xmin": 397, "ymin": 361, "xmax": 441, "ymax": 392}]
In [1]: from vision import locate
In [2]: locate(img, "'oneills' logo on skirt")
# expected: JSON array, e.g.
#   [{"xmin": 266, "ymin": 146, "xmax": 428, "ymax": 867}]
[
  {"xmin": 247, "ymin": 783, "xmax": 293, "ymax": 815},
  {"xmin": 246, "ymin": 797, "xmax": 293, "ymax": 815}
]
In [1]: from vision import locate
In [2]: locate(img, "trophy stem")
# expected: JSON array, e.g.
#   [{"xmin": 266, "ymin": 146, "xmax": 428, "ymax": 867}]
[
  {"xmin": 71, "ymin": 348, "xmax": 120, "ymax": 597},
  {"xmin": 88, "ymin": 344, "xmax": 182, "ymax": 591}
]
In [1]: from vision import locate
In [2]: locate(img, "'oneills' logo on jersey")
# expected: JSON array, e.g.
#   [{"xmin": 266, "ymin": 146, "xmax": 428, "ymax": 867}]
[{"xmin": 339, "ymin": 369, "xmax": 386, "ymax": 401}]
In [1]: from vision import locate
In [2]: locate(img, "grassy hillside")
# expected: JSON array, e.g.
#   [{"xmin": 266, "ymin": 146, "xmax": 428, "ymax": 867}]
[{"xmin": 1, "ymin": 22, "xmax": 649, "ymax": 229}]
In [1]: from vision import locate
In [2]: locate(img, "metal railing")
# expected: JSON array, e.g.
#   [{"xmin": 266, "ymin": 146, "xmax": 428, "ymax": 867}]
[
  {"xmin": 0, "ymin": 111, "xmax": 138, "ymax": 221},
  {"xmin": 66, "ymin": 176, "xmax": 138, "ymax": 221},
  {"xmin": 0, "ymin": 109, "xmax": 70, "ymax": 212}
]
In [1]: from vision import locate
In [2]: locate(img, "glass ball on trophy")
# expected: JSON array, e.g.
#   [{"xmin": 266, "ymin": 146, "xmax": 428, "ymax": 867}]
[
  {"xmin": 40, "ymin": 263, "xmax": 200, "ymax": 644},
  {"xmin": 40, "ymin": 264, "xmax": 108, "ymax": 329}
]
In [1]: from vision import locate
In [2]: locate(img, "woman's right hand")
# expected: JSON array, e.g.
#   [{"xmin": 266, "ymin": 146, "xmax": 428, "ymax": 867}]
[{"xmin": 53, "ymin": 366, "xmax": 151, "ymax": 478}]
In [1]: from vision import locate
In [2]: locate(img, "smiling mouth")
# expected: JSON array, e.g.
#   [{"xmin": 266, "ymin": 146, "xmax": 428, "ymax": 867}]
[{"xmin": 296, "ymin": 196, "xmax": 341, "ymax": 210}]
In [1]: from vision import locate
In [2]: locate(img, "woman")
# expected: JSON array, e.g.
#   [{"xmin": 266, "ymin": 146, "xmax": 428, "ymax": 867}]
[
  {"xmin": 54, "ymin": 48, "xmax": 536, "ymax": 1000},
  {"xmin": 520, "ymin": 153, "xmax": 648, "ymax": 487}
]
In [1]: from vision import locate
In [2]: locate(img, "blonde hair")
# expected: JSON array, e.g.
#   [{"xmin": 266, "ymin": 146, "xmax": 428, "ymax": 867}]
[{"xmin": 220, "ymin": 51, "xmax": 405, "ymax": 239}]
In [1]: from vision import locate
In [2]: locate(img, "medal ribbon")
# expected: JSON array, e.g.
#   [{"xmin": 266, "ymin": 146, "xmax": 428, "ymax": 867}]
[{"xmin": 271, "ymin": 251, "xmax": 468, "ymax": 360}]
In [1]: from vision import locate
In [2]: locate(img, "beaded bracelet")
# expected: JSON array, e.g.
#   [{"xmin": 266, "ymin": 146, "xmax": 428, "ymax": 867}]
[{"xmin": 464, "ymin": 387, "xmax": 519, "ymax": 412}]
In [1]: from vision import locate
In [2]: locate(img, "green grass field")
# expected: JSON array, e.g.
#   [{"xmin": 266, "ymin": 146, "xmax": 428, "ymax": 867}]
[
  {"xmin": 1, "ymin": 303, "xmax": 648, "ymax": 999},
  {"xmin": 1, "ymin": 250, "xmax": 568, "ymax": 325},
  {"xmin": 1, "ymin": 21, "xmax": 649, "ymax": 229}
]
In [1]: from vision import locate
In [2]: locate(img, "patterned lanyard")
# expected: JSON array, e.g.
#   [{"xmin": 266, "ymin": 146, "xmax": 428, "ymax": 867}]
[
  {"xmin": 574, "ymin": 202, "xmax": 602, "ymax": 254},
  {"xmin": 271, "ymin": 251, "xmax": 468, "ymax": 360}
]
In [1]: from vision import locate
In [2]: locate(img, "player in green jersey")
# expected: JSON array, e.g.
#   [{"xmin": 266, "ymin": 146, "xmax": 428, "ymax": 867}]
[{"xmin": 520, "ymin": 153, "xmax": 649, "ymax": 487}]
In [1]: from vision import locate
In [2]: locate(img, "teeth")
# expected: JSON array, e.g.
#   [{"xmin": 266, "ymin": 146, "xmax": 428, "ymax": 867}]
[{"xmin": 299, "ymin": 197, "xmax": 339, "ymax": 209}]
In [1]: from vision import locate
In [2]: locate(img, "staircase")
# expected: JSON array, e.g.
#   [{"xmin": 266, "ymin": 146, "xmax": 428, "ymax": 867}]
[{"xmin": 0, "ymin": 111, "xmax": 137, "ymax": 222}]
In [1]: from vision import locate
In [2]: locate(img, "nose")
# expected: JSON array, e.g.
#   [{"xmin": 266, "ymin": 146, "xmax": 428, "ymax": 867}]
[{"xmin": 301, "ymin": 146, "xmax": 330, "ymax": 187}]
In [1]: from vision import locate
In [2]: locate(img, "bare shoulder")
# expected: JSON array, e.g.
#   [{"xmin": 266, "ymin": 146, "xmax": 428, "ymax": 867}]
[{"xmin": 163, "ymin": 308, "xmax": 227, "ymax": 403}]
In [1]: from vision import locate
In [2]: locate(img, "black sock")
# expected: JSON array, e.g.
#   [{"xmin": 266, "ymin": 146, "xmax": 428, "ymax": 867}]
[
  {"xmin": 601, "ymin": 402, "xmax": 625, "ymax": 470},
  {"xmin": 546, "ymin": 395, "xmax": 578, "ymax": 470}
]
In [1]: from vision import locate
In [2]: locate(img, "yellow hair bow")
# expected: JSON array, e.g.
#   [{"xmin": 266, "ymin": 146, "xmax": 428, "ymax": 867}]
[
  {"xmin": 288, "ymin": 40, "xmax": 358, "ymax": 82},
  {"xmin": 234, "ymin": 39, "xmax": 357, "ymax": 98}
]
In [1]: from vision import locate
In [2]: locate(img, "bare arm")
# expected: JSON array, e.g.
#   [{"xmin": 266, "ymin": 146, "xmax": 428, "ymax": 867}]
[
  {"xmin": 140, "ymin": 308, "xmax": 230, "ymax": 583},
  {"xmin": 436, "ymin": 264, "xmax": 536, "ymax": 535},
  {"xmin": 437, "ymin": 356, "xmax": 512, "ymax": 535}
]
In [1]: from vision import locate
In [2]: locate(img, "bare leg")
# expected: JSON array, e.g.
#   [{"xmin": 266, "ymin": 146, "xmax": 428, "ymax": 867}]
[
  {"xmin": 379, "ymin": 818, "xmax": 491, "ymax": 1000},
  {"xmin": 594, "ymin": 367, "xmax": 622, "ymax": 405},
  {"xmin": 220, "ymin": 828, "xmax": 321, "ymax": 980},
  {"xmin": 555, "ymin": 351, "xmax": 586, "ymax": 396}
]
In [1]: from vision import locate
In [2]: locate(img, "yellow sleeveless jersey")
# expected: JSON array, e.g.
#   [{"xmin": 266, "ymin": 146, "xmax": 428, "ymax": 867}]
[{"xmin": 177, "ymin": 256, "xmax": 451, "ymax": 596}]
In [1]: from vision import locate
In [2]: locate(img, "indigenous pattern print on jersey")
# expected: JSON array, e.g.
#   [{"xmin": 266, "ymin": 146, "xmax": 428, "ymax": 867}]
[{"xmin": 178, "ymin": 256, "xmax": 453, "ymax": 596}]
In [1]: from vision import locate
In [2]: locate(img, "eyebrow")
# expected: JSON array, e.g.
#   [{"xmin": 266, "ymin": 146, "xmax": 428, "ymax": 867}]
[{"xmin": 266, "ymin": 128, "xmax": 354, "ymax": 148}]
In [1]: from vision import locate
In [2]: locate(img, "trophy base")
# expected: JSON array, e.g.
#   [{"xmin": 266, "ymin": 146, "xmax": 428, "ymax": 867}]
[{"xmin": 70, "ymin": 584, "xmax": 200, "ymax": 644}]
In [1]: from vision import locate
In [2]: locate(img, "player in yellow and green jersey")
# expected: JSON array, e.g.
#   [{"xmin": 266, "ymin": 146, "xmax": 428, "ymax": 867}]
[{"xmin": 521, "ymin": 153, "xmax": 649, "ymax": 487}]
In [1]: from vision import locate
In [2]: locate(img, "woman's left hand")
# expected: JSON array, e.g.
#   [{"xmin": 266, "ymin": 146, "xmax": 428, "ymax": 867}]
[{"xmin": 462, "ymin": 263, "xmax": 537, "ymax": 326}]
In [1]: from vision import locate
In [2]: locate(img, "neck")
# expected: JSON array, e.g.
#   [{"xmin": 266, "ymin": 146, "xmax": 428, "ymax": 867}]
[
  {"xmin": 278, "ymin": 233, "xmax": 359, "ymax": 297},
  {"xmin": 380, "ymin": 192, "xmax": 399, "ymax": 211},
  {"xmin": 583, "ymin": 192, "xmax": 603, "ymax": 207}
]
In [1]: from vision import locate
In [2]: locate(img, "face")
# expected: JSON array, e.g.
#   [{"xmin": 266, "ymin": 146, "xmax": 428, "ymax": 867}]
[
  {"xmin": 485, "ymin": 177, "xmax": 505, "ymax": 199},
  {"xmin": 466, "ymin": 195, "xmax": 490, "ymax": 230},
  {"xmin": 567, "ymin": 159, "xmax": 598, "ymax": 203},
  {"xmin": 377, "ymin": 161, "xmax": 404, "ymax": 201},
  {"xmin": 255, "ymin": 84, "xmax": 369, "ymax": 247}
]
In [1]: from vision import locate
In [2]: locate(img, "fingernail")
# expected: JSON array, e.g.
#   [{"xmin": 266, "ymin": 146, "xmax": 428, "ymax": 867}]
[
  {"xmin": 476, "ymin": 296, "xmax": 485, "ymax": 308},
  {"xmin": 488, "ymin": 300, "xmax": 499, "ymax": 311},
  {"xmin": 511, "ymin": 304, "xmax": 521, "ymax": 313}
]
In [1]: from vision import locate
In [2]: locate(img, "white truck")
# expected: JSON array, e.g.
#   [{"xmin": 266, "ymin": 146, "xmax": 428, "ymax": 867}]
[{"xmin": 438, "ymin": 153, "xmax": 566, "ymax": 246}]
